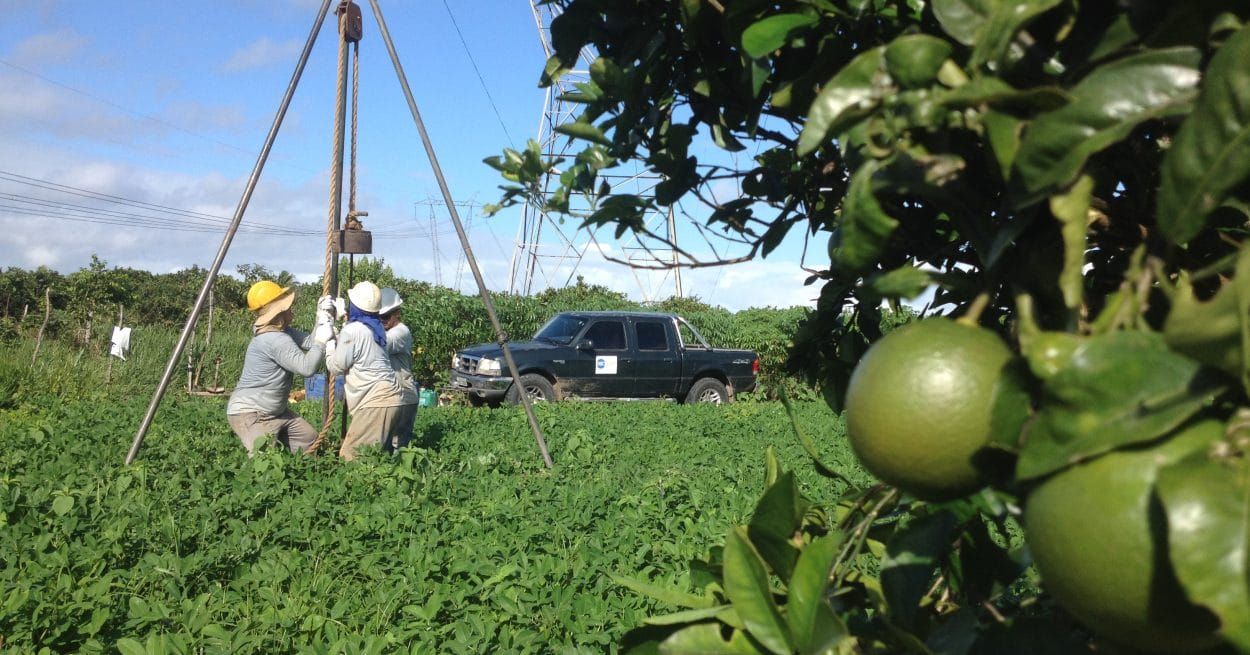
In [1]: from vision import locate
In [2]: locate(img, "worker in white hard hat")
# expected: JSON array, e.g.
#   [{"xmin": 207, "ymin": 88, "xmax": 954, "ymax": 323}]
[
  {"xmin": 226, "ymin": 280, "xmax": 335, "ymax": 455},
  {"xmin": 378, "ymin": 287, "xmax": 420, "ymax": 452},
  {"xmin": 325, "ymin": 280, "xmax": 405, "ymax": 461}
]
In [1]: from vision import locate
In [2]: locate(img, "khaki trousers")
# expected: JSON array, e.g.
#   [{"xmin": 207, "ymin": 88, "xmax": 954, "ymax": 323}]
[
  {"xmin": 384, "ymin": 403, "xmax": 418, "ymax": 453},
  {"xmin": 339, "ymin": 405, "xmax": 403, "ymax": 461},
  {"xmin": 227, "ymin": 410, "xmax": 317, "ymax": 455}
]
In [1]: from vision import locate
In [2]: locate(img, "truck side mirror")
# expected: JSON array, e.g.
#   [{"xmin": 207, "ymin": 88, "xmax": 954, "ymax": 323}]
[{"xmin": 576, "ymin": 339, "xmax": 595, "ymax": 351}]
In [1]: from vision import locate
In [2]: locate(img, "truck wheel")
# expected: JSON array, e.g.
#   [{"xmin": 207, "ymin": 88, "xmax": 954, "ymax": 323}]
[
  {"xmin": 687, "ymin": 378, "xmax": 730, "ymax": 404},
  {"xmin": 467, "ymin": 394, "xmax": 487, "ymax": 408},
  {"xmin": 506, "ymin": 374, "xmax": 558, "ymax": 404}
]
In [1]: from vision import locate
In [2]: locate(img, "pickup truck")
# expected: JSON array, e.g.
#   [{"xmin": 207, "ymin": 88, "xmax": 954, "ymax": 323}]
[{"xmin": 449, "ymin": 311, "xmax": 759, "ymax": 406}]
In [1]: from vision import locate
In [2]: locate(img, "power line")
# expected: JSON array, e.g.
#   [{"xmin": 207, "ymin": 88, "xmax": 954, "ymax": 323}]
[
  {"xmin": 440, "ymin": 0, "xmax": 516, "ymax": 149},
  {"xmin": 0, "ymin": 171, "xmax": 468, "ymax": 241}
]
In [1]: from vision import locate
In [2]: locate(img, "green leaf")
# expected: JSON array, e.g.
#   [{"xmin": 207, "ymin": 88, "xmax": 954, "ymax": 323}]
[
  {"xmin": 644, "ymin": 605, "xmax": 733, "ymax": 626},
  {"xmin": 1157, "ymin": 455, "xmax": 1250, "ymax": 652},
  {"xmin": 611, "ymin": 574, "xmax": 718, "ymax": 609},
  {"xmin": 555, "ymin": 121, "xmax": 612, "ymax": 146},
  {"xmin": 1165, "ymin": 275, "xmax": 1243, "ymax": 373},
  {"xmin": 1162, "ymin": 245, "xmax": 1250, "ymax": 386},
  {"xmin": 969, "ymin": 0, "xmax": 1064, "ymax": 71},
  {"xmin": 938, "ymin": 78, "xmax": 1069, "ymax": 111},
  {"xmin": 864, "ymin": 265, "xmax": 931, "ymax": 300},
  {"xmin": 831, "ymin": 161, "xmax": 898, "ymax": 273},
  {"xmin": 1157, "ymin": 26, "xmax": 1250, "ymax": 245},
  {"xmin": 797, "ymin": 47, "xmax": 889, "ymax": 156},
  {"xmin": 659, "ymin": 623, "xmax": 768, "ymax": 654},
  {"xmin": 932, "ymin": 0, "xmax": 997, "ymax": 46},
  {"xmin": 724, "ymin": 526, "xmax": 793, "ymax": 655},
  {"xmin": 884, "ymin": 34, "xmax": 953, "ymax": 89},
  {"xmin": 748, "ymin": 472, "xmax": 809, "ymax": 581},
  {"xmin": 881, "ymin": 510, "xmax": 959, "ymax": 631},
  {"xmin": 763, "ymin": 447, "xmax": 781, "ymax": 489},
  {"xmin": 741, "ymin": 14, "xmax": 818, "ymax": 59},
  {"xmin": 117, "ymin": 638, "xmax": 146, "ymax": 655},
  {"xmin": 51, "ymin": 495, "xmax": 73, "ymax": 516},
  {"xmin": 712, "ymin": 123, "xmax": 747, "ymax": 152},
  {"xmin": 786, "ymin": 535, "xmax": 848, "ymax": 654},
  {"xmin": 1013, "ymin": 47, "xmax": 1202, "ymax": 203},
  {"xmin": 1048, "ymin": 174, "xmax": 1092, "ymax": 310},
  {"xmin": 983, "ymin": 110, "xmax": 1023, "ymax": 183},
  {"xmin": 1016, "ymin": 330, "xmax": 1225, "ymax": 480}
]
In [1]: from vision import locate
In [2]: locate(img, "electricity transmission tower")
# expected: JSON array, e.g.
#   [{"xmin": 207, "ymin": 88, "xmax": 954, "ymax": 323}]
[{"xmin": 509, "ymin": 1, "xmax": 683, "ymax": 302}]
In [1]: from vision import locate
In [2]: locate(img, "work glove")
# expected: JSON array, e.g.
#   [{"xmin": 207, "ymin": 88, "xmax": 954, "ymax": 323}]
[
  {"xmin": 333, "ymin": 297, "xmax": 347, "ymax": 320},
  {"xmin": 315, "ymin": 295, "xmax": 335, "ymax": 327},
  {"xmin": 313, "ymin": 323, "xmax": 335, "ymax": 346},
  {"xmin": 324, "ymin": 338, "xmax": 337, "ymax": 360},
  {"xmin": 317, "ymin": 294, "xmax": 335, "ymax": 314}
]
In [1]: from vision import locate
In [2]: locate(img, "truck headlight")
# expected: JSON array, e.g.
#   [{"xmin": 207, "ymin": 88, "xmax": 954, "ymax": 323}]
[{"xmin": 478, "ymin": 357, "xmax": 501, "ymax": 375}]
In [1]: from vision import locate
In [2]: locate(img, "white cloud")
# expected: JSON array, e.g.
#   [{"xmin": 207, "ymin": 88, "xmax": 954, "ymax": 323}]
[
  {"xmin": 160, "ymin": 100, "xmax": 247, "ymax": 133},
  {"xmin": 221, "ymin": 37, "xmax": 302, "ymax": 73},
  {"xmin": 25, "ymin": 245, "xmax": 59, "ymax": 267},
  {"xmin": 7, "ymin": 27, "xmax": 87, "ymax": 66}
]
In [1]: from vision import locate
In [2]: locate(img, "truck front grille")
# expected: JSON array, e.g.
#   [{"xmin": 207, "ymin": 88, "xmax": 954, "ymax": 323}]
[{"xmin": 455, "ymin": 355, "xmax": 480, "ymax": 374}]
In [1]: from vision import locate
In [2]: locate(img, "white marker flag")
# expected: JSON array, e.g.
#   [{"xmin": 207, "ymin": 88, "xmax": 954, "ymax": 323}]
[{"xmin": 109, "ymin": 326, "xmax": 132, "ymax": 360}]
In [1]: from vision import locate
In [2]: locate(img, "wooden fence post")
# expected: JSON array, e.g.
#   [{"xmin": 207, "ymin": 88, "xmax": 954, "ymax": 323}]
[
  {"xmin": 106, "ymin": 304, "xmax": 124, "ymax": 384},
  {"xmin": 30, "ymin": 287, "xmax": 51, "ymax": 366}
]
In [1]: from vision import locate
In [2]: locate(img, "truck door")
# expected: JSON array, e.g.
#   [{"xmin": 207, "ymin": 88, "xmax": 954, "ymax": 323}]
[
  {"xmin": 571, "ymin": 318, "xmax": 634, "ymax": 397},
  {"xmin": 631, "ymin": 318, "xmax": 679, "ymax": 397}
]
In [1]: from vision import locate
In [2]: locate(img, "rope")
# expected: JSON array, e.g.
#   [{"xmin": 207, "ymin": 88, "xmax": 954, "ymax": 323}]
[{"xmin": 309, "ymin": 5, "xmax": 352, "ymax": 455}]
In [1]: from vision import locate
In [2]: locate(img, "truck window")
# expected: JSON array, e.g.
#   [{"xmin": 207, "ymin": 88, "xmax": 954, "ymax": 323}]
[
  {"xmin": 534, "ymin": 314, "xmax": 587, "ymax": 344},
  {"xmin": 584, "ymin": 320, "xmax": 627, "ymax": 350},
  {"xmin": 676, "ymin": 321, "xmax": 700, "ymax": 348},
  {"xmin": 635, "ymin": 321, "xmax": 669, "ymax": 351}
]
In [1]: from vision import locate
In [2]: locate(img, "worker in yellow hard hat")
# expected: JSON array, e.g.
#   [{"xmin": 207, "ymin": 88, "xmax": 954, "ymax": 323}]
[{"xmin": 226, "ymin": 280, "xmax": 336, "ymax": 455}]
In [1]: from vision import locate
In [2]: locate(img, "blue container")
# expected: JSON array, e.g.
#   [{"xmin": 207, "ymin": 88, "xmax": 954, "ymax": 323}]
[{"xmin": 304, "ymin": 374, "xmax": 345, "ymax": 401}]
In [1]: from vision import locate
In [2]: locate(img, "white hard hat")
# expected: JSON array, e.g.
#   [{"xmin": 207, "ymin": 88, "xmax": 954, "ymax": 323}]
[
  {"xmin": 347, "ymin": 281, "xmax": 382, "ymax": 313},
  {"xmin": 379, "ymin": 287, "xmax": 403, "ymax": 315}
]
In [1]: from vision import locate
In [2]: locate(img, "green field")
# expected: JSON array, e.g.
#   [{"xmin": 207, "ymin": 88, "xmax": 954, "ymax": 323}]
[{"xmin": 0, "ymin": 392, "xmax": 866, "ymax": 653}]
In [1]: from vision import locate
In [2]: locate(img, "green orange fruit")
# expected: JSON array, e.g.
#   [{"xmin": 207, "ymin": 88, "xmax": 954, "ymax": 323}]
[
  {"xmin": 1024, "ymin": 421, "xmax": 1223, "ymax": 652},
  {"xmin": 843, "ymin": 318, "xmax": 1028, "ymax": 500}
]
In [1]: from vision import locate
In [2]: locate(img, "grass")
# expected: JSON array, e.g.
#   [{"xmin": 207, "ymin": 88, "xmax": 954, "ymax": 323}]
[{"xmin": 0, "ymin": 384, "xmax": 865, "ymax": 653}]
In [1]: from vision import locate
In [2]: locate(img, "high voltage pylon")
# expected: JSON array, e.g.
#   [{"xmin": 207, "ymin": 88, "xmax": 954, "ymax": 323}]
[{"xmin": 509, "ymin": 1, "xmax": 682, "ymax": 302}]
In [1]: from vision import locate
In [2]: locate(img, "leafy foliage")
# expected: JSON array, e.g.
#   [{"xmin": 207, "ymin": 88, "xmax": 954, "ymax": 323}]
[
  {"xmin": 485, "ymin": 1, "xmax": 1250, "ymax": 652},
  {"xmin": 0, "ymin": 394, "xmax": 864, "ymax": 653}
]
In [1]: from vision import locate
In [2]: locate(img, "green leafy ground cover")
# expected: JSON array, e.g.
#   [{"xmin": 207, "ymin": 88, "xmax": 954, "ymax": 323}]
[{"xmin": 0, "ymin": 395, "xmax": 866, "ymax": 653}]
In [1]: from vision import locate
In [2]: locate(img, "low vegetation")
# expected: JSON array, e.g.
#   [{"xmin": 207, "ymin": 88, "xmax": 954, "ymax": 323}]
[{"xmin": 0, "ymin": 392, "xmax": 863, "ymax": 653}]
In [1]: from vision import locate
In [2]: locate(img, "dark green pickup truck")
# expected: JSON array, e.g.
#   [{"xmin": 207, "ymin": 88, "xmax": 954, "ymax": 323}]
[{"xmin": 449, "ymin": 311, "xmax": 759, "ymax": 406}]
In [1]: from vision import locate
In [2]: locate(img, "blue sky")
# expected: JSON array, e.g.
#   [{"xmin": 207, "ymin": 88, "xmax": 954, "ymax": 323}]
[{"xmin": 0, "ymin": 0, "xmax": 821, "ymax": 311}]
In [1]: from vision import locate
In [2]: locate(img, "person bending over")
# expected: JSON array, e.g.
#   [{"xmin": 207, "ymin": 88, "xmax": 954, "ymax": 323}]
[
  {"xmin": 326, "ymin": 281, "xmax": 404, "ymax": 461},
  {"xmin": 226, "ymin": 280, "xmax": 334, "ymax": 454}
]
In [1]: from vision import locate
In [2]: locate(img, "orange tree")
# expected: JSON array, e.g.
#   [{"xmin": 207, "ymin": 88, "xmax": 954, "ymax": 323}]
[{"xmin": 487, "ymin": 1, "xmax": 1250, "ymax": 652}]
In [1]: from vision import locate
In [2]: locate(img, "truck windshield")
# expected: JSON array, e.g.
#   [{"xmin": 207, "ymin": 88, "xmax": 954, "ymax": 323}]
[{"xmin": 534, "ymin": 315, "xmax": 588, "ymax": 344}]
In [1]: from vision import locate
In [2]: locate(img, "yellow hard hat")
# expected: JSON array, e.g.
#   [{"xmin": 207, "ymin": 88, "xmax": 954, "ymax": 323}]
[{"xmin": 247, "ymin": 280, "xmax": 291, "ymax": 311}]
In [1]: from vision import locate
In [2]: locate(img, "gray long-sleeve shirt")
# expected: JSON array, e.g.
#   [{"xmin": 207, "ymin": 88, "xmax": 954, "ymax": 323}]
[
  {"xmin": 326, "ymin": 321, "xmax": 404, "ymax": 411},
  {"xmin": 227, "ymin": 328, "xmax": 324, "ymax": 416},
  {"xmin": 385, "ymin": 322, "xmax": 420, "ymax": 405}
]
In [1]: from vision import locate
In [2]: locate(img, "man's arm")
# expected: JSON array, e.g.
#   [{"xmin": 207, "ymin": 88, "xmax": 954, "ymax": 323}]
[
  {"xmin": 273, "ymin": 334, "xmax": 324, "ymax": 377},
  {"xmin": 385, "ymin": 323, "xmax": 412, "ymax": 355}
]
